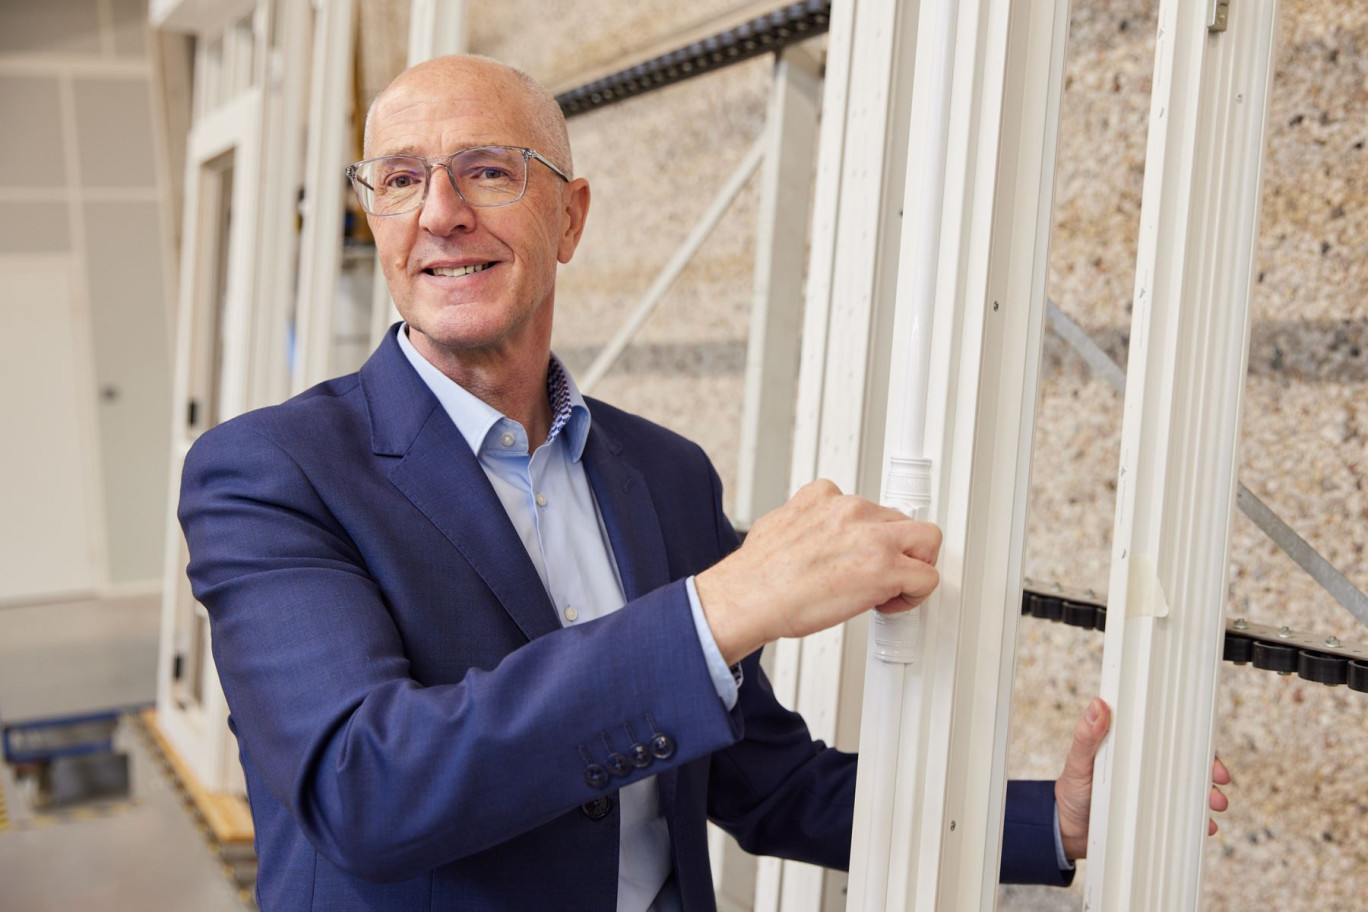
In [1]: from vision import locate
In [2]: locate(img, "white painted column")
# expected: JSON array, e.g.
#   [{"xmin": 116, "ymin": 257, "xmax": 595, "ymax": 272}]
[
  {"xmin": 292, "ymin": 0, "xmax": 354, "ymax": 392},
  {"xmin": 1084, "ymin": 2, "xmax": 1281, "ymax": 910}
]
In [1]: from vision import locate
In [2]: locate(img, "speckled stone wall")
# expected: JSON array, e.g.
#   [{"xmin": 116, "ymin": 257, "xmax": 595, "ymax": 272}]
[{"xmin": 461, "ymin": 1, "xmax": 1367, "ymax": 908}]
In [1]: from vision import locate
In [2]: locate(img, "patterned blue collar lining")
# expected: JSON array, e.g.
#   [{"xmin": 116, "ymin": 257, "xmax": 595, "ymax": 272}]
[
  {"xmin": 543, "ymin": 353, "xmax": 591, "ymax": 462},
  {"xmin": 545, "ymin": 355, "xmax": 573, "ymax": 447}
]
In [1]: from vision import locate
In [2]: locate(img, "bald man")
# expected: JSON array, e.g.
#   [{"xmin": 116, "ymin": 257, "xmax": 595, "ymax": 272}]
[{"xmin": 179, "ymin": 55, "xmax": 1225, "ymax": 911}]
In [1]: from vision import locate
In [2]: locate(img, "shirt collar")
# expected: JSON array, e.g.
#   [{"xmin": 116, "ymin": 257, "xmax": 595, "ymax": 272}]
[{"xmin": 396, "ymin": 324, "xmax": 591, "ymax": 461}]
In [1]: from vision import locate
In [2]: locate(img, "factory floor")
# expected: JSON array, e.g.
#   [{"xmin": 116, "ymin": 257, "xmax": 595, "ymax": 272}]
[{"xmin": 0, "ymin": 594, "xmax": 247, "ymax": 912}]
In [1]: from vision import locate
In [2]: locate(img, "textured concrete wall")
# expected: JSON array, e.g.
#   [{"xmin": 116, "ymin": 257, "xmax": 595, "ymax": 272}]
[{"xmin": 463, "ymin": 1, "xmax": 1367, "ymax": 908}]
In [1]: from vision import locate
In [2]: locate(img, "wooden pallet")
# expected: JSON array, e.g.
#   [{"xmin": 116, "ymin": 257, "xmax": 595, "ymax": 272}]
[
  {"xmin": 137, "ymin": 709, "xmax": 257, "ymax": 906},
  {"xmin": 138, "ymin": 709, "xmax": 253, "ymax": 846}
]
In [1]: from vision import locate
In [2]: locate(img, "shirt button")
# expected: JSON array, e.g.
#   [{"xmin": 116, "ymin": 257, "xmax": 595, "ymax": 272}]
[
  {"xmin": 500, "ymin": 432, "xmax": 515, "ymax": 447},
  {"xmin": 535, "ymin": 492, "xmax": 548, "ymax": 507},
  {"xmin": 564, "ymin": 606, "xmax": 578, "ymax": 622}
]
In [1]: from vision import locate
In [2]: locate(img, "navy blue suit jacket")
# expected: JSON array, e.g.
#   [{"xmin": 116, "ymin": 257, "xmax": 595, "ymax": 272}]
[{"xmin": 178, "ymin": 330, "xmax": 1070, "ymax": 911}]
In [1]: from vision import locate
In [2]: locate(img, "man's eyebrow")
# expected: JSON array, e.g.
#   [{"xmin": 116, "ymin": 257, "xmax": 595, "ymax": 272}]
[{"xmin": 373, "ymin": 144, "xmax": 426, "ymax": 158}]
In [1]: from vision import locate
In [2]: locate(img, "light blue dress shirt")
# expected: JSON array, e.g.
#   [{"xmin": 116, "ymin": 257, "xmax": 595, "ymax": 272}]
[{"xmin": 396, "ymin": 326, "xmax": 737, "ymax": 911}]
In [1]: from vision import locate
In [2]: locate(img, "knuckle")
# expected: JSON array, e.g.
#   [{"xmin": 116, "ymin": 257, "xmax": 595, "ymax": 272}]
[{"xmin": 808, "ymin": 478, "xmax": 841, "ymax": 498}]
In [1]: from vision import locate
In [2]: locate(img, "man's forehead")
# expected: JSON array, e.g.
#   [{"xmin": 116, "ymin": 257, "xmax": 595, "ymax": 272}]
[{"xmin": 367, "ymin": 72, "xmax": 532, "ymax": 156}]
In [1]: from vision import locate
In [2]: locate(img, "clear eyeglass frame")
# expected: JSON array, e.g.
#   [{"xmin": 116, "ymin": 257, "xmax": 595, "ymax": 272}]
[{"xmin": 345, "ymin": 145, "xmax": 570, "ymax": 217}]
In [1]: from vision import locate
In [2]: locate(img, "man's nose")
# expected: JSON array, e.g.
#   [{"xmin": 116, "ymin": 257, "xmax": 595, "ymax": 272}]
[{"xmin": 419, "ymin": 165, "xmax": 475, "ymax": 234}]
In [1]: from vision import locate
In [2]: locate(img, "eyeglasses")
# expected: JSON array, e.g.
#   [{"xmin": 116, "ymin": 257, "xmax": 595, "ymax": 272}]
[{"xmin": 345, "ymin": 145, "xmax": 570, "ymax": 217}]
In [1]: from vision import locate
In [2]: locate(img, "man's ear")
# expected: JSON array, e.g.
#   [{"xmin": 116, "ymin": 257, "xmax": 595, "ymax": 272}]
[{"xmin": 557, "ymin": 177, "xmax": 591, "ymax": 264}]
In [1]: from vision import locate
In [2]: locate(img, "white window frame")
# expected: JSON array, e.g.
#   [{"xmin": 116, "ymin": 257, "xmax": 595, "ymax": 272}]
[
  {"xmin": 757, "ymin": 0, "xmax": 921, "ymax": 908},
  {"xmin": 291, "ymin": 0, "xmax": 355, "ymax": 392},
  {"xmin": 846, "ymin": 0, "xmax": 1072, "ymax": 908},
  {"xmin": 1084, "ymin": 2, "xmax": 1282, "ymax": 909},
  {"xmin": 157, "ymin": 80, "xmax": 264, "ymax": 794}
]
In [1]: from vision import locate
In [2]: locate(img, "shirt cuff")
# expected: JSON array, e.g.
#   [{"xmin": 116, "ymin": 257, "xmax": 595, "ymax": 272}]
[
  {"xmin": 1053, "ymin": 799, "xmax": 1075, "ymax": 872},
  {"xmin": 685, "ymin": 575, "xmax": 740, "ymax": 711}
]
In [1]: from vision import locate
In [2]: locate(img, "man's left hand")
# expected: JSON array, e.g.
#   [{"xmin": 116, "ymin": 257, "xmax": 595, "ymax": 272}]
[{"xmin": 1054, "ymin": 697, "xmax": 1233, "ymax": 860}]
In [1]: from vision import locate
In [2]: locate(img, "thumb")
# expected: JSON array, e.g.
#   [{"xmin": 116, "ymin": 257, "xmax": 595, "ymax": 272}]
[
  {"xmin": 1062, "ymin": 697, "xmax": 1110, "ymax": 784},
  {"xmin": 1055, "ymin": 697, "xmax": 1111, "ymax": 860}
]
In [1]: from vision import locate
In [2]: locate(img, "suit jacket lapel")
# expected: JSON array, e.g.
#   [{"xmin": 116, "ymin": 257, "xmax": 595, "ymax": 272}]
[
  {"xmin": 361, "ymin": 330, "xmax": 561, "ymax": 642},
  {"xmin": 579, "ymin": 423, "xmax": 671, "ymax": 601}
]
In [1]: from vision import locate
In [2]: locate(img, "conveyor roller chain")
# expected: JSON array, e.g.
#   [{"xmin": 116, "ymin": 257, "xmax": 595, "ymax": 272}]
[
  {"xmin": 1021, "ymin": 585, "xmax": 1368, "ymax": 694},
  {"xmin": 556, "ymin": 1, "xmax": 833, "ymax": 116}
]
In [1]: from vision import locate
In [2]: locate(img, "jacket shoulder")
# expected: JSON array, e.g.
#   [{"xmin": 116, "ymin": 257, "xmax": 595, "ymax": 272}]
[{"xmin": 191, "ymin": 373, "xmax": 366, "ymax": 456}]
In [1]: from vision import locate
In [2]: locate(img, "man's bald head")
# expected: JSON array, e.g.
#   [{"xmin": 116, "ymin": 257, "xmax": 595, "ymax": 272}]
[{"xmin": 363, "ymin": 54, "xmax": 573, "ymax": 177}]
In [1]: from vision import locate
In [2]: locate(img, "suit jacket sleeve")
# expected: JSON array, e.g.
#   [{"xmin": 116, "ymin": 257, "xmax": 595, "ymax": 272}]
[{"xmin": 180, "ymin": 417, "xmax": 744, "ymax": 883}]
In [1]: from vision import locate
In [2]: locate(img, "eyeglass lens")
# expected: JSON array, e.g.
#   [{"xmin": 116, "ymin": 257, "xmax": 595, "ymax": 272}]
[{"xmin": 354, "ymin": 146, "xmax": 529, "ymax": 215}]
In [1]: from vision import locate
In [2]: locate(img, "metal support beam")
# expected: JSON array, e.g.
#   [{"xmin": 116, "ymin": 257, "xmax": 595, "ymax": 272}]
[
  {"xmin": 846, "ymin": 1, "xmax": 1071, "ymax": 909},
  {"xmin": 1084, "ymin": 2, "xmax": 1281, "ymax": 909},
  {"xmin": 292, "ymin": 0, "xmax": 355, "ymax": 393},
  {"xmin": 579, "ymin": 136, "xmax": 766, "ymax": 395},
  {"xmin": 1046, "ymin": 299, "xmax": 1368, "ymax": 631}
]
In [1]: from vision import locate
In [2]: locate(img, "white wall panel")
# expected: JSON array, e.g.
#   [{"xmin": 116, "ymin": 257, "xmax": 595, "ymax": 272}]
[
  {"xmin": 0, "ymin": 260, "xmax": 100, "ymax": 603},
  {"xmin": 84, "ymin": 200, "xmax": 173, "ymax": 584},
  {"xmin": 73, "ymin": 77, "xmax": 161, "ymax": 188},
  {"xmin": 0, "ymin": 76, "xmax": 66, "ymax": 186},
  {"xmin": 0, "ymin": 202, "xmax": 72, "ymax": 253},
  {"xmin": 0, "ymin": 0, "xmax": 102, "ymax": 55}
]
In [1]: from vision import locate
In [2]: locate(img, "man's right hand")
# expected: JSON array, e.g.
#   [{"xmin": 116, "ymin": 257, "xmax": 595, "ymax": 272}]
[{"xmin": 694, "ymin": 479, "xmax": 942, "ymax": 666}]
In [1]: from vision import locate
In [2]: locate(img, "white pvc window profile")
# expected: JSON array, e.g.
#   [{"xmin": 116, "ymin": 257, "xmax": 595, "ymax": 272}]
[
  {"xmin": 1084, "ymin": 1, "xmax": 1282, "ymax": 909},
  {"xmin": 846, "ymin": 0, "xmax": 1071, "ymax": 909}
]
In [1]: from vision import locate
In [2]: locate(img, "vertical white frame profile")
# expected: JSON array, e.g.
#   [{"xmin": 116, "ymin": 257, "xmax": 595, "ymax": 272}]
[
  {"xmin": 846, "ymin": 1, "xmax": 1071, "ymax": 909},
  {"xmin": 731, "ymin": 44, "xmax": 822, "ymax": 530},
  {"xmin": 1084, "ymin": 2, "xmax": 1281, "ymax": 910},
  {"xmin": 251, "ymin": 0, "xmax": 314, "ymax": 407},
  {"xmin": 757, "ymin": 0, "xmax": 920, "ymax": 908},
  {"xmin": 368, "ymin": 0, "xmax": 471, "ymax": 347},
  {"xmin": 157, "ymin": 83, "xmax": 264, "ymax": 794},
  {"xmin": 292, "ymin": 0, "xmax": 355, "ymax": 393},
  {"xmin": 710, "ymin": 42, "xmax": 824, "ymax": 912}
]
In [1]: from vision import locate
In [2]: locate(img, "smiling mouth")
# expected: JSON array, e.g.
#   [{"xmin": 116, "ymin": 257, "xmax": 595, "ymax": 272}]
[{"xmin": 426, "ymin": 262, "xmax": 495, "ymax": 277}]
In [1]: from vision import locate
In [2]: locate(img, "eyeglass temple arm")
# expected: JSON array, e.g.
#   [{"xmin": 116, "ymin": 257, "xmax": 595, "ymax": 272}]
[{"xmin": 346, "ymin": 165, "xmax": 376, "ymax": 192}]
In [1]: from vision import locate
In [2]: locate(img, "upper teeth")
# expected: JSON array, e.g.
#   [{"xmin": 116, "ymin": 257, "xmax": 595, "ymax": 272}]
[{"xmin": 431, "ymin": 263, "xmax": 491, "ymax": 277}]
